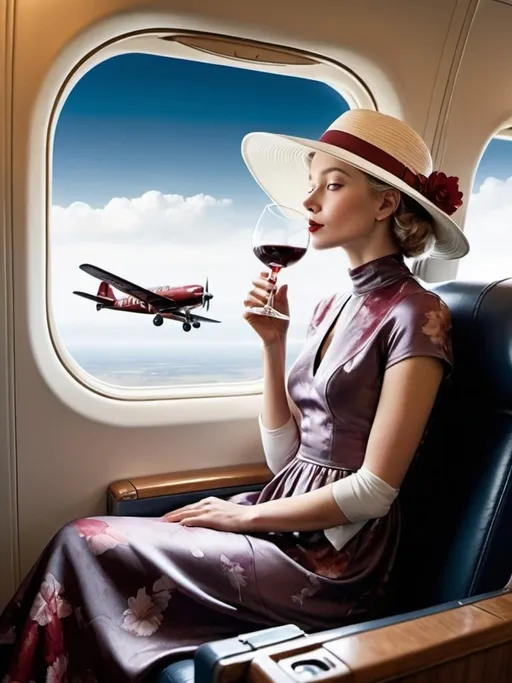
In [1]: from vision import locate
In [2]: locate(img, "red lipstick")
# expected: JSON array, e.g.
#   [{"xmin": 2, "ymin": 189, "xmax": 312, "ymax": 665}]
[{"xmin": 308, "ymin": 220, "xmax": 324, "ymax": 233}]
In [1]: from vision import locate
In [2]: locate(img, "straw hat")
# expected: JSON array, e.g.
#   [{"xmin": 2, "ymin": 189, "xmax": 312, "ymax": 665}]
[{"xmin": 241, "ymin": 109, "xmax": 469, "ymax": 260}]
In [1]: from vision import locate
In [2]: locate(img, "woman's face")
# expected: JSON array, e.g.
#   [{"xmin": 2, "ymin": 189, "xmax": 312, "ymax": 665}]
[{"xmin": 303, "ymin": 152, "xmax": 399, "ymax": 253}]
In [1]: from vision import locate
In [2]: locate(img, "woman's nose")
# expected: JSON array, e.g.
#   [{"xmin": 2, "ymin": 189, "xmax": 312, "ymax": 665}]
[{"xmin": 303, "ymin": 193, "xmax": 318, "ymax": 212}]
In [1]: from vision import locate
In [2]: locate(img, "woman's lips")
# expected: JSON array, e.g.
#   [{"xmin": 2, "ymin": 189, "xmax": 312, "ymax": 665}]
[{"xmin": 309, "ymin": 220, "xmax": 324, "ymax": 233}]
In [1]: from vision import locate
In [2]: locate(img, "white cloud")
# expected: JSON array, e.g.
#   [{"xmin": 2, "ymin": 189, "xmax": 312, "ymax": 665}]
[
  {"xmin": 457, "ymin": 176, "xmax": 512, "ymax": 281},
  {"xmin": 52, "ymin": 176, "xmax": 512, "ymax": 348},
  {"xmin": 52, "ymin": 191, "xmax": 233, "ymax": 245},
  {"xmin": 51, "ymin": 178, "xmax": 512, "ymax": 348}
]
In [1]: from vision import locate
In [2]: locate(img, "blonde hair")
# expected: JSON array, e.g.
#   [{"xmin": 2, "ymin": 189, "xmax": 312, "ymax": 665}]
[
  {"xmin": 306, "ymin": 151, "xmax": 436, "ymax": 258},
  {"xmin": 363, "ymin": 173, "xmax": 436, "ymax": 259}
]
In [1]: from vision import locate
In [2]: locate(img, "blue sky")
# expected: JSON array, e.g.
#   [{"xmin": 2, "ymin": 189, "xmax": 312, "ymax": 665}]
[
  {"xmin": 473, "ymin": 138, "xmax": 511, "ymax": 187},
  {"xmin": 53, "ymin": 52, "xmax": 510, "ymax": 210},
  {"xmin": 53, "ymin": 54, "xmax": 347, "ymax": 212}
]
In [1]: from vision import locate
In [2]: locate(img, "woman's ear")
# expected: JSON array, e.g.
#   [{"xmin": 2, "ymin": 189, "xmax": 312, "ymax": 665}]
[{"xmin": 375, "ymin": 189, "xmax": 401, "ymax": 221}]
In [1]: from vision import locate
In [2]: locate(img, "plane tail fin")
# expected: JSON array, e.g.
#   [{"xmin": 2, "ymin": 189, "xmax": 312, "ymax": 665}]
[{"xmin": 97, "ymin": 281, "xmax": 116, "ymax": 301}]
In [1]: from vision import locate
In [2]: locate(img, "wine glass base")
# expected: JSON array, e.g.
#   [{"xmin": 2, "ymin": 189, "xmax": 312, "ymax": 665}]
[{"xmin": 249, "ymin": 306, "xmax": 290, "ymax": 321}]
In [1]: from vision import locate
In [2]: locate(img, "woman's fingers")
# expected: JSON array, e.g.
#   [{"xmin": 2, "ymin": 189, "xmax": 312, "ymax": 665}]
[
  {"xmin": 244, "ymin": 274, "xmax": 275, "ymax": 308},
  {"xmin": 163, "ymin": 499, "xmax": 209, "ymax": 521},
  {"xmin": 166, "ymin": 508, "xmax": 205, "ymax": 522},
  {"xmin": 243, "ymin": 293, "xmax": 267, "ymax": 308}
]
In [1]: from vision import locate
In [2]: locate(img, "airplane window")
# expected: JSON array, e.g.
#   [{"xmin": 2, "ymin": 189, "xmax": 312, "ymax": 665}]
[
  {"xmin": 50, "ymin": 53, "xmax": 351, "ymax": 389},
  {"xmin": 456, "ymin": 135, "xmax": 512, "ymax": 281}
]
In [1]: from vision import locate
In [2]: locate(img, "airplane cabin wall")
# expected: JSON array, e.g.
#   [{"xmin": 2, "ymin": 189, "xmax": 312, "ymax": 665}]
[
  {"xmin": 0, "ymin": 0, "xmax": 19, "ymax": 609},
  {"xmin": 0, "ymin": 0, "xmax": 511, "ymax": 608}
]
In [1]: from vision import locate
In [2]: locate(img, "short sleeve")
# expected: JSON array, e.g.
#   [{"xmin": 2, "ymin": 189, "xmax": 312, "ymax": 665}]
[{"xmin": 384, "ymin": 291, "xmax": 453, "ymax": 374}]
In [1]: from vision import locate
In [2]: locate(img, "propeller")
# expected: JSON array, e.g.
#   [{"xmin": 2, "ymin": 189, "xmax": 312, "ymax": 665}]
[{"xmin": 202, "ymin": 277, "xmax": 213, "ymax": 312}]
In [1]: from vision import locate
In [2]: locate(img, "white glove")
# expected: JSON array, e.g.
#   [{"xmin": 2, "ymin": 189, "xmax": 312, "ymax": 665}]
[
  {"xmin": 258, "ymin": 414, "xmax": 300, "ymax": 474},
  {"xmin": 325, "ymin": 467, "xmax": 399, "ymax": 551}
]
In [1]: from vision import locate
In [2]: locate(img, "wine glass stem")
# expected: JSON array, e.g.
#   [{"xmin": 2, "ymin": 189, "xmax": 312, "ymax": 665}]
[{"xmin": 266, "ymin": 267, "xmax": 281, "ymax": 311}]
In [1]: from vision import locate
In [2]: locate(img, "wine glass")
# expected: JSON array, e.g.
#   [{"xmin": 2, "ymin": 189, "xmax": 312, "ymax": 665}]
[{"xmin": 251, "ymin": 203, "xmax": 310, "ymax": 320}]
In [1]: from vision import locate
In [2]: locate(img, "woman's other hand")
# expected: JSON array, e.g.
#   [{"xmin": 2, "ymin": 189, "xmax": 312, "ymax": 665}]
[
  {"xmin": 162, "ymin": 497, "xmax": 255, "ymax": 533},
  {"xmin": 243, "ymin": 271, "xmax": 289, "ymax": 346}
]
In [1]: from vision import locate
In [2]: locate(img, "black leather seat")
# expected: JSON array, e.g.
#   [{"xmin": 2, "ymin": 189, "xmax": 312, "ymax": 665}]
[{"xmin": 151, "ymin": 278, "xmax": 512, "ymax": 683}]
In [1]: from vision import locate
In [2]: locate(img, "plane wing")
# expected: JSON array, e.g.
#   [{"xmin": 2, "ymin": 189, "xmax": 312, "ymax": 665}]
[
  {"xmin": 188, "ymin": 313, "xmax": 221, "ymax": 324},
  {"xmin": 169, "ymin": 311, "xmax": 221, "ymax": 324},
  {"xmin": 79, "ymin": 264, "xmax": 178, "ymax": 313}
]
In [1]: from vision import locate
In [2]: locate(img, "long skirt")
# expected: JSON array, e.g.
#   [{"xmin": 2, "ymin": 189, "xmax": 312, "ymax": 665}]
[{"xmin": 0, "ymin": 470, "xmax": 398, "ymax": 682}]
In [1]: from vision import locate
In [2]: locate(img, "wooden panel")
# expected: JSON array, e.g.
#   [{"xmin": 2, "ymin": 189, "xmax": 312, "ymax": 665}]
[
  {"xmin": 108, "ymin": 462, "xmax": 272, "ymax": 501},
  {"xmin": 476, "ymin": 590, "xmax": 512, "ymax": 620},
  {"xmin": 324, "ymin": 605, "xmax": 512, "ymax": 682},
  {"xmin": 248, "ymin": 613, "xmax": 512, "ymax": 683},
  {"xmin": 250, "ymin": 640, "xmax": 512, "ymax": 683},
  {"xmin": 390, "ymin": 641, "xmax": 512, "ymax": 682},
  {"xmin": 108, "ymin": 479, "xmax": 137, "ymax": 501}
]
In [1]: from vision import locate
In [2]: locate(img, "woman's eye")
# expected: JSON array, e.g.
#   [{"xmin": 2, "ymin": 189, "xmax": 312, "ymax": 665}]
[{"xmin": 307, "ymin": 182, "xmax": 342, "ymax": 194}]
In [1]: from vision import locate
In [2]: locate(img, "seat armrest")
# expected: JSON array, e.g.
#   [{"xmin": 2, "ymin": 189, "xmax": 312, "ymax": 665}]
[
  {"xmin": 107, "ymin": 463, "xmax": 272, "ymax": 516},
  {"xmin": 194, "ymin": 625, "xmax": 306, "ymax": 683},
  {"xmin": 251, "ymin": 588, "xmax": 512, "ymax": 683},
  {"xmin": 193, "ymin": 587, "xmax": 511, "ymax": 683}
]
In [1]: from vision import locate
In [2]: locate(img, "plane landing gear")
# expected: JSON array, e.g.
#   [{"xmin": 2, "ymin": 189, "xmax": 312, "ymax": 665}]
[{"xmin": 152, "ymin": 314, "xmax": 200, "ymax": 331}]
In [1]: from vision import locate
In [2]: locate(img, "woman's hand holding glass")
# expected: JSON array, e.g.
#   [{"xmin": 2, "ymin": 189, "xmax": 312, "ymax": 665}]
[
  {"xmin": 243, "ymin": 271, "xmax": 290, "ymax": 346},
  {"xmin": 243, "ymin": 203, "xmax": 309, "ymax": 344}
]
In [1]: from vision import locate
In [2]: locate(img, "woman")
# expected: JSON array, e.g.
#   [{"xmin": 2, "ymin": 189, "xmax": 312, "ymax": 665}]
[{"xmin": 0, "ymin": 109, "xmax": 468, "ymax": 682}]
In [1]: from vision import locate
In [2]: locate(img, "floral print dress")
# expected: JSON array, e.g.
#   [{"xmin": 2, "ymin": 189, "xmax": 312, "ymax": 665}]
[{"xmin": 0, "ymin": 253, "xmax": 453, "ymax": 683}]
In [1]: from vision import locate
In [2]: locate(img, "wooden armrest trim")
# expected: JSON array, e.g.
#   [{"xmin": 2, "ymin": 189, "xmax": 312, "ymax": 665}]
[
  {"xmin": 108, "ymin": 463, "xmax": 272, "ymax": 501},
  {"xmin": 475, "ymin": 588, "xmax": 512, "ymax": 620},
  {"xmin": 323, "ymin": 603, "xmax": 511, "ymax": 681},
  {"xmin": 247, "ymin": 590, "xmax": 512, "ymax": 683}
]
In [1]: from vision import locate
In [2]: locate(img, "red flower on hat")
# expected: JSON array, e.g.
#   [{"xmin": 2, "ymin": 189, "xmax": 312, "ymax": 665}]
[{"xmin": 416, "ymin": 171, "xmax": 463, "ymax": 216}]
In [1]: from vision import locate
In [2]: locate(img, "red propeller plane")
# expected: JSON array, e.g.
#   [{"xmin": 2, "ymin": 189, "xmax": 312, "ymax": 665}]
[{"xmin": 73, "ymin": 264, "xmax": 221, "ymax": 332}]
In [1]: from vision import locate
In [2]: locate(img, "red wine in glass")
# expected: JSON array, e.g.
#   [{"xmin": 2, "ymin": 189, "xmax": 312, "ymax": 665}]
[
  {"xmin": 253, "ymin": 244, "xmax": 308, "ymax": 269},
  {"xmin": 251, "ymin": 204, "xmax": 310, "ymax": 320}
]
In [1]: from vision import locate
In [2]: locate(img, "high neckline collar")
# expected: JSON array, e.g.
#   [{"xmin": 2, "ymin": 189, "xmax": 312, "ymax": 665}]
[{"xmin": 349, "ymin": 253, "xmax": 411, "ymax": 295}]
